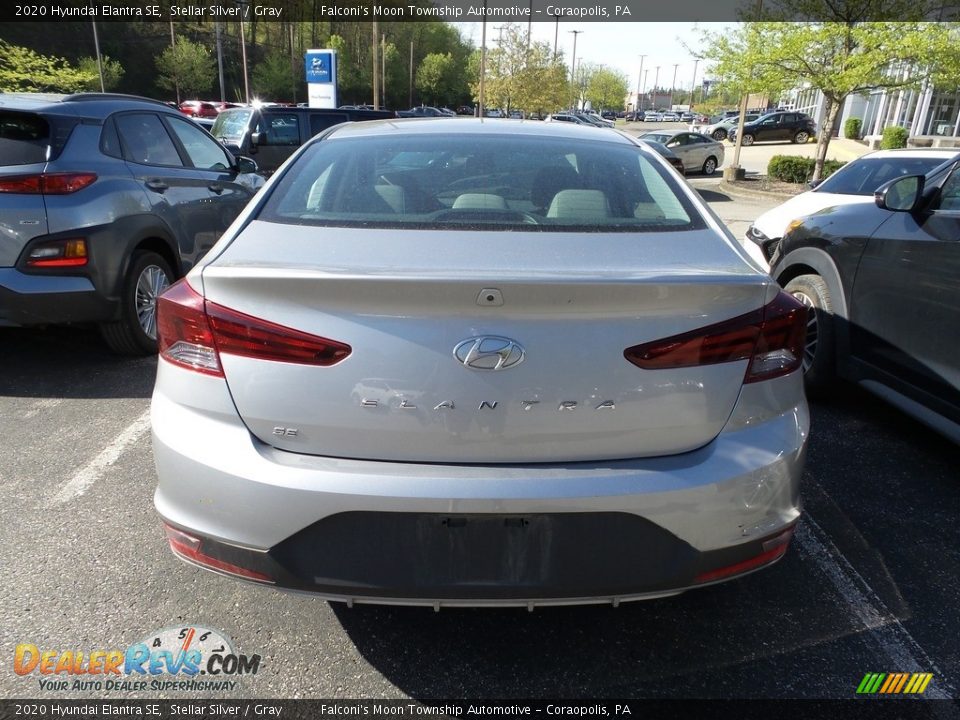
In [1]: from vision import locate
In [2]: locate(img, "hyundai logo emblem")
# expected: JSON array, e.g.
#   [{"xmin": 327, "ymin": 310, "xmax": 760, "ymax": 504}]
[{"xmin": 453, "ymin": 336, "xmax": 525, "ymax": 371}]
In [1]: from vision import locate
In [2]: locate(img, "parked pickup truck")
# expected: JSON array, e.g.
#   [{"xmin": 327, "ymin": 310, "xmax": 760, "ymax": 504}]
[
  {"xmin": 210, "ymin": 105, "xmax": 395, "ymax": 175},
  {"xmin": 396, "ymin": 106, "xmax": 448, "ymax": 117}
]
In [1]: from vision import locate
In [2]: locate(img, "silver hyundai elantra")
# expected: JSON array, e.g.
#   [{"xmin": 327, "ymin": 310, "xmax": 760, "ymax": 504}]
[{"xmin": 151, "ymin": 118, "xmax": 808, "ymax": 607}]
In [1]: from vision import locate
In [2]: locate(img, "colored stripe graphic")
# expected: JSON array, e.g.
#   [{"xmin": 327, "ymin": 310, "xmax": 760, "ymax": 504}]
[{"xmin": 857, "ymin": 673, "xmax": 933, "ymax": 694}]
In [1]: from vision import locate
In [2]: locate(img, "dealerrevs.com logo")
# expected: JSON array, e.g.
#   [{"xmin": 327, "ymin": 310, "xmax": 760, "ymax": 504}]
[{"xmin": 14, "ymin": 625, "xmax": 260, "ymax": 692}]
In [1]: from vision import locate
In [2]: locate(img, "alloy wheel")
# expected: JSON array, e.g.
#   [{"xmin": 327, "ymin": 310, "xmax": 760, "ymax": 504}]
[
  {"xmin": 135, "ymin": 265, "xmax": 171, "ymax": 340},
  {"xmin": 791, "ymin": 291, "xmax": 819, "ymax": 373}
]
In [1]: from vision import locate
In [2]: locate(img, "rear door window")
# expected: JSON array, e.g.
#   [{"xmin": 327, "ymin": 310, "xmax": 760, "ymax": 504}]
[
  {"xmin": 115, "ymin": 113, "xmax": 184, "ymax": 167},
  {"xmin": 259, "ymin": 113, "xmax": 301, "ymax": 146},
  {"xmin": 165, "ymin": 116, "xmax": 232, "ymax": 170},
  {"xmin": 310, "ymin": 113, "xmax": 350, "ymax": 136},
  {"xmin": 0, "ymin": 112, "xmax": 50, "ymax": 165}
]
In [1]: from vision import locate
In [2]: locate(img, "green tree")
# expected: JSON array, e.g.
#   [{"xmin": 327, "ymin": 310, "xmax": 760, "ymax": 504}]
[
  {"xmin": 155, "ymin": 38, "xmax": 215, "ymax": 99},
  {"xmin": 78, "ymin": 55, "xmax": 124, "ymax": 92},
  {"xmin": 478, "ymin": 24, "xmax": 569, "ymax": 115},
  {"xmin": 252, "ymin": 48, "xmax": 300, "ymax": 102},
  {"xmin": 586, "ymin": 67, "xmax": 629, "ymax": 112},
  {"xmin": 703, "ymin": 6, "xmax": 960, "ymax": 180},
  {"xmin": 416, "ymin": 52, "xmax": 456, "ymax": 106},
  {"xmin": 0, "ymin": 41, "xmax": 96, "ymax": 93}
]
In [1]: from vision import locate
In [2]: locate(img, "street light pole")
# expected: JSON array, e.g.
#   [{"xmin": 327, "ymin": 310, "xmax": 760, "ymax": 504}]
[
  {"xmin": 634, "ymin": 54, "xmax": 646, "ymax": 115},
  {"xmin": 568, "ymin": 30, "xmax": 583, "ymax": 109},
  {"xmin": 652, "ymin": 66, "xmax": 660, "ymax": 110},
  {"xmin": 91, "ymin": 19, "xmax": 105, "ymax": 92},
  {"xmin": 669, "ymin": 63, "xmax": 679, "ymax": 111},
  {"xmin": 689, "ymin": 58, "xmax": 699, "ymax": 108},
  {"xmin": 553, "ymin": 13, "xmax": 560, "ymax": 61}
]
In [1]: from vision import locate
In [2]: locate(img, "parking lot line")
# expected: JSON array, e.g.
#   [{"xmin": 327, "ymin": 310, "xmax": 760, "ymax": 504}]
[
  {"xmin": 48, "ymin": 407, "xmax": 152, "ymax": 506},
  {"xmin": 796, "ymin": 515, "xmax": 954, "ymax": 700}
]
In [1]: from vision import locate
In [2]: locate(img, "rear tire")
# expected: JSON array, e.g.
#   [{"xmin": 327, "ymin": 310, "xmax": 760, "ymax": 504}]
[
  {"xmin": 741, "ymin": 134, "xmax": 755, "ymax": 146},
  {"xmin": 783, "ymin": 274, "xmax": 835, "ymax": 397},
  {"xmin": 712, "ymin": 129, "xmax": 726, "ymax": 141},
  {"xmin": 701, "ymin": 156, "xmax": 718, "ymax": 176},
  {"xmin": 100, "ymin": 251, "xmax": 174, "ymax": 356},
  {"xmin": 793, "ymin": 130, "xmax": 810, "ymax": 144}
]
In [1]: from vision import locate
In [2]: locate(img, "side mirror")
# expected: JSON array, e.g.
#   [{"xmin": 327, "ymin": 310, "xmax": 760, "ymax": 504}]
[
  {"xmin": 250, "ymin": 131, "xmax": 263, "ymax": 146},
  {"xmin": 808, "ymin": 178, "xmax": 823, "ymax": 190},
  {"xmin": 235, "ymin": 156, "xmax": 258, "ymax": 174},
  {"xmin": 875, "ymin": 174, "xmax": 924, "ymax": 212}
]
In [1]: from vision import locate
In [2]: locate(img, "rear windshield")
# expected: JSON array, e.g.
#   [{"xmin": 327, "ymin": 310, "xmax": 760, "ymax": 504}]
[
  {"xmin": 0, "ymin": 112, "xmax": 50, "ymax": 165},
  {"xmin": 815, "ymin": 156, "xmax": 953, "ymax": 195},
  {"xmin": 258, "ymin": 133, "xmax": 706, "ymax": 233},
  {"xmin": 211, "ymin": 108, "xmax": 253, "ymax": 141}
]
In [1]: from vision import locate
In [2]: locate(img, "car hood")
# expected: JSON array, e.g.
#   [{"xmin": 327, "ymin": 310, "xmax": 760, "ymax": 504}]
[{"xmin": 751, "ymin": 191, "xmax": 873, "ymax": 240}]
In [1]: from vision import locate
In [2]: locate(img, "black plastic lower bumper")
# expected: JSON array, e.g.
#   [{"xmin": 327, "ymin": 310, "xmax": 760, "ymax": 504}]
[{"xmin": 175, "ymin": 512, "xmax": 791, "ymax": 602}]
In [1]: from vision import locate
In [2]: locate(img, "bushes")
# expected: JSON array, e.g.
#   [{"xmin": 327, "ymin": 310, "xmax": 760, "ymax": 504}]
[
  {"xmin": 880, "ymin": 125, "xmax": 909, "ymax": 149},
  {"xmin": 843, "ymin": 117, "xmax": 862, "ymax": 139},
  {"xmin": 768, "ymin": 156, "xmax": 846, "ymax": 183}
]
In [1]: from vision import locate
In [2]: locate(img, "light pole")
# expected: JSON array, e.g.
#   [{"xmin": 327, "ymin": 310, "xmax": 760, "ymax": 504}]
[
  {"xmin": 669, "ymin": 63, "xmax": 679, "ymax": 112},
  {"xmin": 642, "ymin": 69, "xmax": 649, "ymax": 112},
  {"xmin": 568, "ymin": 30, "xmax": 583, "ymax": 109},
  {"xmin": 237, "ymin": 1, "xmax": 250, "ymax": 104},
  {"xmin": 91, "ymin": 19, "xmax": 105, "ymax": 92},
  {"xmin": 553, "ymin": 12, "xmax": 560, "ymax": 61},
  {"xmin": 634, "ymin": 54, "xmax": 646, "ymax": 115},
  {"xmin": 652, "ymin": 66, "xmax": 660, "ymax": 110},
  {"xmin": 479, "ymin": 4, "xmax": 487, "ymax": 117},
  {"xmin": 689, "ymin": 58, "xmax": 699, "ymax": 108}
]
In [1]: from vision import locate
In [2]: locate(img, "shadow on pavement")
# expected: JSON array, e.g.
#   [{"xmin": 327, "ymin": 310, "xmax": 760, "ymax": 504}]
[{"xmin": 0, "ymin": 326, "xmax": 156, "ymax": 399}]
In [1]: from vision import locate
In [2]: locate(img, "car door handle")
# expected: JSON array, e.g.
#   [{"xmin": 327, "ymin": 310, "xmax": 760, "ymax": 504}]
[
  {"xmin": 208, "ymin": 183, "xmax": 224, "ymax": 195},
  {"xmin": 145, "ymin": 180, "xmax": 168, "ymax": 193}
]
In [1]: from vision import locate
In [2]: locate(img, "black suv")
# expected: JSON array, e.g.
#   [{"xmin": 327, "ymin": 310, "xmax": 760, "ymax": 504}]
[
  {"xmin": 729, "ymin": 111, "xmax": 816, "ymax": 146},
  {"xmin": 0, "ymin": 92, "xmax": 260, "ymax": 354},
  {"xmin": 212, "ymin": 105, "xmax": 395, "ymax": 175}
]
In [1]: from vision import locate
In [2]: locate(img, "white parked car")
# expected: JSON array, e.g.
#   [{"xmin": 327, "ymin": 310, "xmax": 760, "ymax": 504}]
[
  {"xmin": 639, "ymin": 130, "xmax": 725, "ymax": 176},
  {"xmin": 746, "ymin": 149, "xmax": 960, "ymax": 267},
  {"xmin": 660, "ymin": 112, "xmax": 680, "ymax": 122},
  {"xmin": 644, "ymin": 111, "xmax": 661, "ymax": 122}
]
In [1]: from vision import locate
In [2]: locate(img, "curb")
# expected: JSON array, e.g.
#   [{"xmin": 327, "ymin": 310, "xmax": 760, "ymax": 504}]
[{"xmin": 718, "ymin": 179, "xmax": 800, "ymax": 201}]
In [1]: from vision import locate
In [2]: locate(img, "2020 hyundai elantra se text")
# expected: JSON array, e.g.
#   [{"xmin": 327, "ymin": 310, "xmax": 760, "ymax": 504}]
[{"xmin": 151, "ymin": 118, "xmax": 809, "ymax": 607}]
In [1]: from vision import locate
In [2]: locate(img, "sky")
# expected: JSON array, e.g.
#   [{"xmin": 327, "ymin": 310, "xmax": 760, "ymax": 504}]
[{"xmin": 454, "ymin": 22, "xmax": 737, "ymax": 93}]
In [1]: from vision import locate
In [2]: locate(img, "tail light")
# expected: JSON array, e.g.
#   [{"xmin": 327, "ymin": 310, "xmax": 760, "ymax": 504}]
[
  {"xmin": 0, "ymin": 172, "xmax": 97, "ymax": 195},
  {"xmin": 163, "ymin": 524, "xmax": 273, "ymax": 583},
  {"xmin": 26, "ymin": 238, "xmax": 88, "ymax": 267},
  {"xmin": 157, "ymin": 279, "xmax": 352, "ymax": 376},
  {"xmin": 624, "ymin": 291, "xmax": 806, "ymax": 384}
]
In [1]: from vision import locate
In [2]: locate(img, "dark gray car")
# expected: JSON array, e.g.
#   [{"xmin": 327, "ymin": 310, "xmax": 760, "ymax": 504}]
[
  {"xmin": 771, "ymin": 154, "xmax": 960, "ymax": 442},
  {"xmin": 0, "ymin": 92, "xmax": 260, "ymax": 354}
]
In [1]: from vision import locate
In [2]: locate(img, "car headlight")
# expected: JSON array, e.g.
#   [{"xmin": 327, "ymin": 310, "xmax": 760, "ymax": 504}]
[{"xmin": 746, "ymin": 225, "xmax": 769, "ymax": 242}]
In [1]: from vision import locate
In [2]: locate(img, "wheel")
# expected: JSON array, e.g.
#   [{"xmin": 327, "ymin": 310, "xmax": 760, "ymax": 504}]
[
  {"xmin": 741, "ymin": 134, "xmax": 755, "ymax": 146},
  {"xmin": 701, "ymin": 156, "xmax": 718, "ymax": 176},
  {"xmin": 100, "ymin": 251, "xmax": 174, "ymax": 356},
  {"xmin": 783, "ymin": 274, "xmax": 835, "ymax": 397},
  {"xmin": 712, "ymin": 129, "xmax": 726, "ymax": 141},
  {"xmin": 793, "ymin": 130, "xmax": 810, "ymax": 144}
]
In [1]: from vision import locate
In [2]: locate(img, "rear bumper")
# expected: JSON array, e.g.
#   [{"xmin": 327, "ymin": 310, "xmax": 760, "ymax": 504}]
[
  {"xmin": 152, "ymin": 361, "xmax": 807, "ymax": 606},
  {"xmin": 0, "ymin": 268, "xmax": 110, "ymax": 326}
]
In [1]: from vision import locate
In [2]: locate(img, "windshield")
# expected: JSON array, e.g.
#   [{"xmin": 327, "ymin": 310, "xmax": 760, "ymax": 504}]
[
  {"xmin": 815, "ymin": 156, "xmax": 954, "ymax": 195},
  {"xmin": 210, "ymin": 108, "xmax": 253, "ymax": 140},
  {"xmin": 258, "ymin": 133, "xmax": 705, "ymax": 233}
]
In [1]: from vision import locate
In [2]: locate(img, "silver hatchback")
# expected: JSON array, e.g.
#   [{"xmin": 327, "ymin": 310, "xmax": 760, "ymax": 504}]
[{"xmin": 152, "ymin": 119, "xmax": 808, "ymax": 607}]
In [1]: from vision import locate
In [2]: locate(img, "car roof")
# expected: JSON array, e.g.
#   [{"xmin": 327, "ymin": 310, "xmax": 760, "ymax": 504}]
[
  {"xmin": 321, "ymin": 117, "xmax": 636, "ymax": 145},
  {"xmin": 860, "ymin": 148, "xmax": 960, "ymax": 159},
  {"xmin": 0, "ymin": 92, "xmax": 178, "ymax": 119}
]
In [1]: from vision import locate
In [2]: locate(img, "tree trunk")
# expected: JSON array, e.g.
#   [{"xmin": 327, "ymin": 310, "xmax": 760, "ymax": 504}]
[{"xmin": 812, "ymin": 95, "xmax": 844, "ymax": 182}]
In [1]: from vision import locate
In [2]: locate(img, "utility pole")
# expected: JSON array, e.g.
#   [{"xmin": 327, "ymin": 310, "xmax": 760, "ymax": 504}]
[
  {"xmin": 634, "ymin": 54, "xmax": 646, "ymax": 115},
  {"xmin": 479, "ymin": 7, "xmax": 487, "ymax": 117},
  {"xmin": 568, "ymin": 29, "xmax": 583, "ymax": 109},
  {"xmin": 381, "ymin": 33, "xmax": 386, "ymax": 109},
  {"xmin": 669, "ymin": 63, "xmax": 679, "ymax": 111},
  {"xmin": 91, "ymin": 19, "xmax": 105, "ymax": 92},
  {"xmin": 553, "ymin": 13, "xmax": 560, "ymax": 61},
  {"xmin": 527, "ymin": 0, "xmax": 532, "ymax": 52},
  {"xmin": 216, "ymin": 22, "xmax": 225, "ymax": 104},
  {"xmin": 642, "ymin": 69, "xmax": 649, "ymax": 112},
  {"xmin": 237, "ymin": 4, "xmax": 250, "ymax": 104},
  {"xmin": 169, "ymin": 21, "xmax": 179, "ymax": 104},
  {"xmin": 408, "ymin": 41, "xmax": 413, "ymax": 108},
  {"xmin": 372, "ymin": 20, "xmax": 379, "ymax": 109},
  {"xmin": 652, "ymin": 66, "xmax": 660, "ymax": 110},
  {"xmin": 689, "ymin": 58, "xmax": 699, "ymax": 108}
]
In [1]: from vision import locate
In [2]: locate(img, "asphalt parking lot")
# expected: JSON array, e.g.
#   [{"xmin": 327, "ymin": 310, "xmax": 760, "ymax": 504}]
[{"xmin": 1, "ymin": 187, "xmax": 957, "ymax": 706}]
